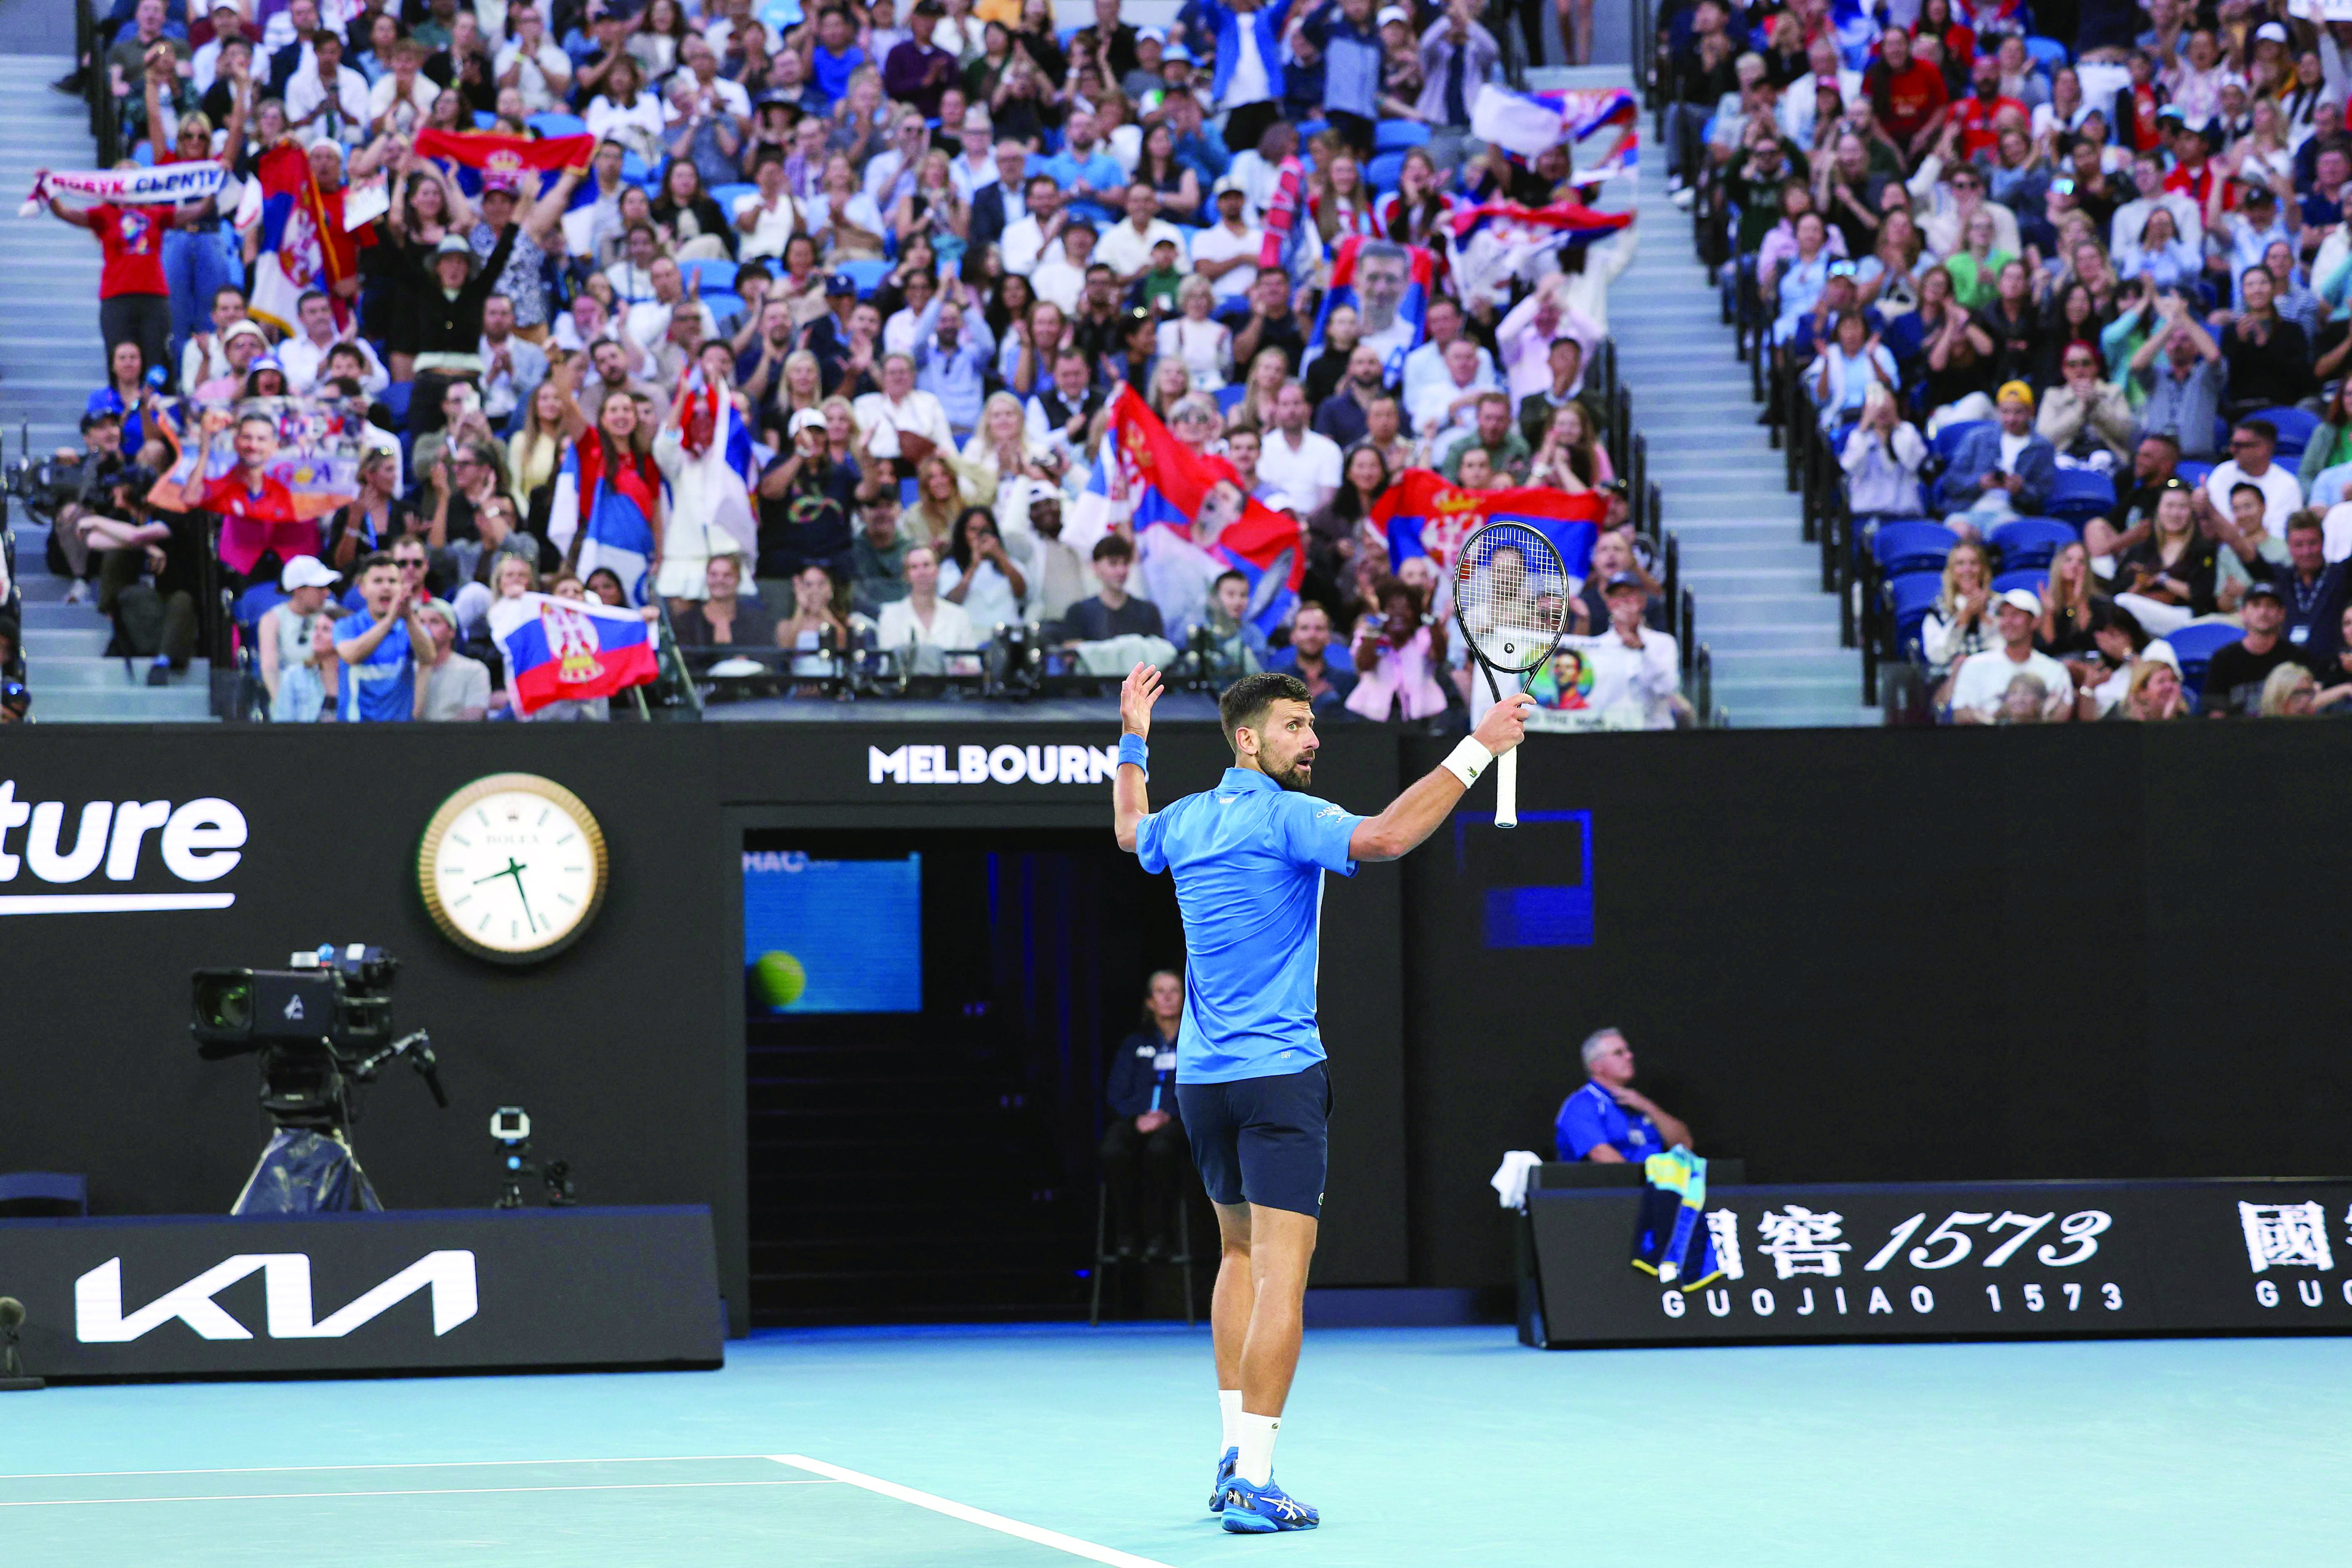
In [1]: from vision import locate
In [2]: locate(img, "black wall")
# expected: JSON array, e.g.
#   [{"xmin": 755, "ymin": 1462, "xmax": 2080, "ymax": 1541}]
[{"xmin": 3, "ymin": 719, "xmax": 2347, "ymax": 1321}]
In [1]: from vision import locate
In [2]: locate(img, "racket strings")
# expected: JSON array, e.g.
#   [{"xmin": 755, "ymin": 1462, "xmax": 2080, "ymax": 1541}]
[{"xmin": 1453, "ymin": 523, "xmax": 1570, "ymax": 675}]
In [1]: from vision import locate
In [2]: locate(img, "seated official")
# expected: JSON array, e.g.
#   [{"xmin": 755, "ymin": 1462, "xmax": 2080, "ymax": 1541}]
[
  {"xmin": 1100, "ymin": 969, "xmax": 1188, "ymax": 1260},
  {"xmin": 1554, "ymin": 1027, "xmax": 1692, "ymax": 1164}
]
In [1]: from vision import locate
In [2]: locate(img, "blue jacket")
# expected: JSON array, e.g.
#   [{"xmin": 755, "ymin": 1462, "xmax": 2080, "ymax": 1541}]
[
  {"xmin": 1192, "ymin": 0, "xmax": 1296, "ymax": 108},
  {"xmin": 1935, "ymin": 425, "xmax": 2057, "ymax": 517},
  {"xmin": 1106, "ymin": 1026, "xmax": 1181, "ymax": 1119}
]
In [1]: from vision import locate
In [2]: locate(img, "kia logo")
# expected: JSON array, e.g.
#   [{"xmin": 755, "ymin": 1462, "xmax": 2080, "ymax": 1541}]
[
  {"xmin": 76, "ymin": 1252, "xmax": 479, "ymax": 1342},
  {"xmin": 0, "ymin": 783, "xmax": 246, "ymax": 914}
]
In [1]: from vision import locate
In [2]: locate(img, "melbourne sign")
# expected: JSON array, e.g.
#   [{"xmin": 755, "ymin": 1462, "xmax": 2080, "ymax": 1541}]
[
  {"xmin": 1521, "ymin": 1179, "xmax": 2352, "ymax": 1347},
  {"xmin": 0, "ymin": 1207, "xmax": 722, "ymax": 1380},
  {"xmin": 869, "ymin": 743, "xmax": 1124, "ymax": 785}
]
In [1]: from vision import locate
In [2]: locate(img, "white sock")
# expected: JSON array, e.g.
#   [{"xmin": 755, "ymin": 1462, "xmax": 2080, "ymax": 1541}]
[
  {"xmin": 1218, "ymin": 1389, "xmax": 1243, "ymax": 1456},
  {"xmin": 1237, "ymin": 1412, "xmax": 1280, "ymax": 1487}
]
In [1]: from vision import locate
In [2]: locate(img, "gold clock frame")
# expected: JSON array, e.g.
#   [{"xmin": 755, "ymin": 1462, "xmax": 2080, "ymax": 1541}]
[{"xmin": 417, "ymin": 772, "xmax": 610, "ymax": 965}]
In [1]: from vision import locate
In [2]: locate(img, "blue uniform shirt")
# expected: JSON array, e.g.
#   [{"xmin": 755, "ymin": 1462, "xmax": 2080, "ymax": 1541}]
[
  {"xmin": 1555, "ymin": 1080, "xmax": 1664, "ymax": 1163},
  {"xmin": 1134, "ymin": 767, "xmax": 1365, "ymax": 1085},
  {"xmin": 333, "ymin": 611, "xmax": 416, "ymax": 723}
]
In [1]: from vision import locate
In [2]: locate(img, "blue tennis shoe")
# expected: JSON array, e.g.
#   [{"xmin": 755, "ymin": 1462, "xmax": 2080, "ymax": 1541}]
[
  {"xmin": 1209, "ymin": 1447, "xmax": 1238, "ymax": 1513},
  {"xmin": 1218, "ymin": 1475, "xmax": 1319, "ymax": 1533}
]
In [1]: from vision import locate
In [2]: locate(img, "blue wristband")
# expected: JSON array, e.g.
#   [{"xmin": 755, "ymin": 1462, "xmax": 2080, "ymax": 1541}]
[{"xmin": 1119, "ymin": 734, "xmax": 1149, "ymax": 777}]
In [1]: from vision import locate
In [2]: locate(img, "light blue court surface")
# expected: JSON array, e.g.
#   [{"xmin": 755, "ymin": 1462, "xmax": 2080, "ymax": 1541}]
[{"xmin": 10, "ymin": 1324, "xmax": 2352, "ymax": 1566}]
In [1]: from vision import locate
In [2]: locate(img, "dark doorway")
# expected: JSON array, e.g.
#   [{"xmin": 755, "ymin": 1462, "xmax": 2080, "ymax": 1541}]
[{"xmin": 743, "ymin": 829, "xmax": 1185, "ymax": 1326}]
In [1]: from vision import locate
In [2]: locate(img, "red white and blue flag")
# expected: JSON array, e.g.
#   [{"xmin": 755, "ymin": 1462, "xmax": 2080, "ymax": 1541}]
[
  {"xmin": 1448, "ymin": 197, "xmax": 1638, "ymax": 250},
  {"xmin": 488, "ymin": 592, "xmax": 660, "ymax": 716},
  {"xmin": 547, "ymin": 439, "xmax": 666, "ymax": 606},
  {"xmin": 1470, "ymin": 84, "xmax": 1639, "ymax": 159},
  {"xmin": 415, "ymin": 128, "xmax": 595, "ymax": 202},
  {"xmin": 1307, "ymin": 234, "xmax": 1438, "ymax": 383},
  {"xmin": 1074, "ymin": 385, "xmax": 1305, "ymax": 639},
  {"xmin": 1374, "ymin": 468, "xmax": 1608, "ymax": 585},
  {"xmin": 239, "ymin": 141, "xmax": 359, "ymax": 334}
]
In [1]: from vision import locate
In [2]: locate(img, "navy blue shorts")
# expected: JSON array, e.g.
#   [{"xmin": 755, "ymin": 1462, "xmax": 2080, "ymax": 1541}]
[{"xmin": 1175, "ymin": 1063, "xmax": 1331, "ymax": 1219}]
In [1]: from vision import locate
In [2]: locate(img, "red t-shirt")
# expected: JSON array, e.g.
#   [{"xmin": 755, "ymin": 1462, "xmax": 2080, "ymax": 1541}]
[
  {"xmin": 1869, "ymin": 59, "xmax": 1950, "ymax": 144},
  {"xmin": 198, "ymin": 470, "xmax": 318, "ymax": 576},
  {"xmin": 1953, "ymin": 92, "xmax": 2028, "ymax": 159},
  {"xmin": 93, "ymin": 203, "xmax": 169, "ymax": 300}
]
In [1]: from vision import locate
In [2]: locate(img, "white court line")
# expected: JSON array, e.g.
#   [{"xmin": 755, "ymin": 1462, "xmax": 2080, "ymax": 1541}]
[
  {"xmin": 770, "ymin": 1455, "xmax": 1175, "ymax": 1568},
  {"xmin": 0, "ymin": 1479, "xmax": 835, "ymax": 1510},
  {"xmin": 0, "ymin": 1454, "xmax": 791, "ymax": 1481}
]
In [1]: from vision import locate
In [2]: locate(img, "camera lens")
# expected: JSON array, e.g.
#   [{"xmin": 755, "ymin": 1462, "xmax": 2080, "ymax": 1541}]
[{"xmin": 194, "ymin": 976, "xmax": 252, "ymax": 1033}]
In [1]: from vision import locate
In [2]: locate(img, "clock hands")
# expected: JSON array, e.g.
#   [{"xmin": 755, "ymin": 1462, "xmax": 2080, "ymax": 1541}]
[{"xmin": 472, "ymin": 857, "xmax": 540, "ymax": 934}]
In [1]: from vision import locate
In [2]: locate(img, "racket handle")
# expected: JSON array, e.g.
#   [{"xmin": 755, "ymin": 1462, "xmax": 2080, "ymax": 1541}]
[{"xmin": 1495, "ymin": 748, "xmax": 1518, "ymax": 829}]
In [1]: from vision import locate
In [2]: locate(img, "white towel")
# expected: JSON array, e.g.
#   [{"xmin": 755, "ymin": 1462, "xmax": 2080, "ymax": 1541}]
[{"xmin": 1489, "ymin": 1150, "xmax": 1544, "ymax": 1211}]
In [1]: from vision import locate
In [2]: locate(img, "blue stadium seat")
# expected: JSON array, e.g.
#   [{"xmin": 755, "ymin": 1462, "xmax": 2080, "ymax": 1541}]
[
  {"xmin": 473, "ymin": 112, "xmax": 497, "ymax": 129},
  {"xmin": 1989, "ymin": 516, "xmax": 2078, "ymax": 570},
  {"xmin": 839, "ymin": 258, "xmax": 892, "ymax": 298},
  {"xmin": 1216, "ymin": 383, "xmax": 1249, "ymax": 414},
  {"xmin": 379, "ymin": 380, "xmax": 413, "ymax": 431},
  {"xmin": 1887, "ymin": 574, "xmax": 1944, "ymax": 661},
  {"xmin": 2023, "ymin": 36, "xmax": 2069, "ymax": 75},
  {"xmin": 1374, "ymin": 120, "xmax": 1431, "ymax": 152},
  {"xmin": 132, "ymin": 141, "xmax": 155, "ymax": 167},
  {"xmin": 1872, "ymin": 520, "xmax": 1960, "ymax": 580},
  {"xmin": 711, "ymin": 182, "xmax": 757, "ymax": 215},
  {"xmin": 528, "ymin": 112, "xmax": 587, "ymax": 139},
  {"xmin": 1930, "ymin": 418, "xmax": 1992, "ymax": 467},
  {"xmin": 2250, "ymin": 406, "xmax": 2320, "ymax": 461},
  {"xmin": 683, "ymin": 259, "xmax": 739, "ymax": 296},
  {"xmin": 1365, "ymin": 151, "xmax": 1407, "ymax": 192},
  {"xmin": 2174, "ymin": 458, "xmax": 2215, "ymax": 489},
  {"xmin": 620, "ymin": 150, "xmax": 660, "ymax": 189},
  {"xmin": 1293, "ymin": 119, "xmax": 1330, "ymax": 145},
  {"xmin": 1991, "ymin": 568, "xmax": 2047, "ymax": 597},
  {"xmin": 2044, "ymin": 468, "xmax": 2116, "ymax": 525},
  {"xmin": 2166, "ymin": 622, "xmax": 2245, "ymax": 698},
  {"xmin": 899, "ymin": 476, "xmax": 918, "ymax": 506},
  {"xmin": 234, "ymin": 582, "xmax": 288, "ymax": 642}
]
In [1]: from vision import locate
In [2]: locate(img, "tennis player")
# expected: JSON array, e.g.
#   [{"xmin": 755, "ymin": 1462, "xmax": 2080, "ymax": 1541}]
[{"xmin": 1112, "ymin": 664, "xmax": 1533, "ymax": 1533}]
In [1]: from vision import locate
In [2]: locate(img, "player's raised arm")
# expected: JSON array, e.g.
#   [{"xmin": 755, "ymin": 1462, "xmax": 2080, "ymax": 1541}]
[
  {"xmin": 1113, "ymin": 662, "xmax": 1164, "ymax": 854},
  {"xmin": 1347, "ymin": 694, "xmax": 1535, "ymax": 862}
]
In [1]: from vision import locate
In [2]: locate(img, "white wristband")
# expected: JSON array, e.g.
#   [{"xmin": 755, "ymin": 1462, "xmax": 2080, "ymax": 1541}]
[{"xmin": 1440, "ymin": 737, "xmax": 1493, "ymax": 788}]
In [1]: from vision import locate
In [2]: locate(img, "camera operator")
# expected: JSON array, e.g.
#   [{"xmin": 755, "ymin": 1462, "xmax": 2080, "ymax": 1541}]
[
  {"xmin": 45, "ymin": 410, "xmax": 131, "ymax": 599},
  {"xmin": 72, "ymin": 461, "xmax": 201, "ymax": 685}
]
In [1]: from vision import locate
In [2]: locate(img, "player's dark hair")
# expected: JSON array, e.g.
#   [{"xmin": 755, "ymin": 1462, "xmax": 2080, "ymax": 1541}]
[{"xmin": 1218, "ymin": 672, "xmax": 1311, "ymax": 752}]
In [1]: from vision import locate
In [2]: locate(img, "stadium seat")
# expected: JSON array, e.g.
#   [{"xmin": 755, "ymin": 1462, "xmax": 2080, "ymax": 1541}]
[
  {"xmin": 1989, "ymin": 517, "xmax": 2078, "ymax": 570},
  {"xmin": 1992, "ymin": 568, "xmax": 2047, "ymax": 597},
  {"xmin": 1886, "ymin": 574, "xmax": 1944, "ymax": 661},
  {"xmin": 683, "ymin": 259, "xmax": 739, "ymax": 296},
  {"xmin": 620, "ymin": 151, "xmax": 659, "ymax": 189},
  {"xmin": 234, "ymin": 582, "xmax": 288, "ymax": 642},
  {"xmin": 1374, "ymin": 121, "xmax": 1431, "ymax": 152},
  {"xmin": 2044, "ymin": 468, "xmax": 2116, "ymax": 525},
  {"xmin": 132, "ymin": 141, "xmax": 155, "ymax": 166},
  {"xmin": 2167, "ymin": 622, "xmax": 2245, "ymax": 697},
  {"xmin": 1365, "ymin": 151, "xmax": 1407, "ymax": 192},
  {"xmin": 1216, "ymin": 383, "xmax": 1249, "ymax": 414},
  {"xmin": 2174, "ymin": 458, "xmax": 2215, "ymax": 489},
  {"xmin": 528, "ymin": 112, "xmax": 587, "ymax": 138},
  {"xmin": 711, "ymin": 182, "xmax": 756, "ymax": 214},
  {"xmin": 2250, "ymin": 406, "xmax": 2320, "ymax": 461},
  {"xmin": 379, "ymin": 380, "xmax": 413, "ymax": 431},
  {"xmin": 899, "ymin": 476, "xmax": 918, "ymax": 506},
  {"xmin": 839, "ymin": 258, "xmax": 892, "ymax": 298},
  {"xmin": 1930, "ymin": 419, "xmax": 1992, "ymax": 468},
  {"xmin": 474, "ymin": 112, "xmax": 497, "ymax": 129},
  {"xmin": 1293, "ymin": 119, "xmax": 1330, "ymax": 145},
  {"xmin": 2023, "ymin": 36, "xmax": 2069, "ymax": 75},
  {"xmin": 1871, "ymin": 520, "xmax": 1960, "ymax": 580}
]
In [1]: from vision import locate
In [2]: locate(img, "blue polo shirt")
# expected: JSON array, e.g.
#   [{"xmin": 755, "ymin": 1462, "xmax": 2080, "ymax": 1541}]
[
  {"xmin": 1555, "ymin": 1080, "xmax": 1664, "ymax": 1163},
  {"xmin": 333, "ymin": 611, "xmax": 416, "ymax": 723},
  {"xmin": 1133, "ymin": 767, "xmax": 1364, "ymax": 1085}
]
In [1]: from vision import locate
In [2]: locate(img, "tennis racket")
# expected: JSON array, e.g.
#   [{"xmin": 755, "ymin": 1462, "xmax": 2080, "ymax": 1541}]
[{"xmin": 1449, "ymin": 521, "xmax": 1570, "ymax": 829}]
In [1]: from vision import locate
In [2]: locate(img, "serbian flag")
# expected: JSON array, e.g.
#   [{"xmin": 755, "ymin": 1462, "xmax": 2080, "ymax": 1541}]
[
  {"xmin": 489, "ymin": 592, "xmax": 660, "ymax": 716},
  {"xmin": 1078, "ymin": 385, "xmax": 1304, "ymax": 640},
  {"xmin": 1449, "ymin": 197, "xmax": 1637, "ymax": 249},
  {"xmin": 1470, "ymin": 84, "xmax": 1637, "ymax": 158},
  {"xmin": 547, "ymin": 439, "xmax": 667, "ymax": 606},
  {"xmin": 241, "ymin": 141, "xmax": 363, "ymax": 334},
  {"xmin": 415, "ymin": 128, "xmax": 595, "ymax": 201},
  {"xmin": 1308, "ymin": 234, "xmax": 1437, "ymax": 384},
  {"xmin": 1375, "ymin": 468, "xmax": 1607, "ymax": 586}
]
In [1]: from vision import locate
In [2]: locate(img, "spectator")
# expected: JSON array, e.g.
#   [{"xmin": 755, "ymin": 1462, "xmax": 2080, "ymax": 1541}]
[
  {"xmin": 1439, "ymin": 392, "xmax": 1533, "ymax": 485},
  {"xmin": 2220, "ymin": 266, "xmax": 2312, "ymax": 418},
  {"xmin": 2126, "ymin": 292, "xmax": 2223, "ymax": 460},
  {"xmin": 1936, "ymin": 382, "xmax": 2056, "ymax": 530},
  {"xmin": 2259, "ymin": 662, "xmax": 2321, "ymax": 717},
  {"xmin": 413, "ymin": 600, "xmax": 491, "ymax": 720},
  {"xmin": 1806, "ymin": 310, "xmax": 1899, "ymax": 434},
  {"xmin": 278, "ymin": 290, "xmax": 391, "ymax": 397},
  {"xmin": 2315, "ymin": 605, "xmax": 2352, "ymax": 711},
  {"xmin": 875, "ymin": 541, "xmax": 977, "ymax": 659},
  {"xmin": 2111, "ymin": 481, "xmax": 2217, "ymax": 636},
  {"xmin": 45, "ymin": 179, "xmax": 185, "ymax": 378},
  {"xmin": 850, "ymin": 494, "xmax": 912, "ymax": 617},
  {"xmin": 1346, "ymin": 575, "xmax": 1451, "ymax": 726},
  {"xmin": 1256, "ymin": 380, "xmax": 1344, "ymax": 515},
  {"xmin": 2204, "ymin": 580, "xmax": 2315, "ymax": 717},
  {"xmin": 939, "ymin": 505, "xmax": 1029, "ymax": 630},
  {"xmin": 2207, "ymin": 418, "xmax": 2304, "ymax": 537},
  {"xmin": 2037, "ymin": 340, "xmax": 2136, "ymax": 463},
  {"xmin": 854, "ymin": 351, "xmax": 957, "ymax": 471},
  {"xmin": 1573, "ymin": 527, "xmax": 1662, "ymax": 635},
  {"xmin": 331, "ymin": 550, "xmax": 436, "ymax": 722},
  {"xmin": 1063, "ymin": 534, "xmax": 1166, "ymax": 645},
  {"xmin": 158, "ymin": 409, "xmax": 319, "ymax": 591},
  {"xmin": 1554, "ymin": 1028, "xmax": 1693, "ymax": 1164},
  {"xmin": 1840, "ymin": 385, "xmax": 1928, "ymax": 521},
  {"xmin": 1266, "ymin": 600, "xmax": 1356, "ymax": 711},
  {"xmin": 2268, "ymin": 511, "xmax": 2348, "ymax": 664},
  {"xmin": 756, "ymin": 408, "xmax": 865, "ymax": 587},
  {"xmin": 672, "ymin": 553, "xmax": 782, "ymax": 647},
  {"xmin": 1100, "ymin": 968, "xmax": 1186, "ymax": 1261},
  {"xmin": 259, "ymin": 558, "xmax": 344, "ymax": 723},
  {"xmin": 1582, "ymin": 572, "xmax": 1684, "ymax": 728},
  {"xmin": 1949, "ymin": 589, "xmax": 2077, "ymax": 723}
]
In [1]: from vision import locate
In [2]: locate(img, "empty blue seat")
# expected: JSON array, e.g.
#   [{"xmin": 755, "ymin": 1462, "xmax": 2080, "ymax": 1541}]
[
  {"xmin": 682, "ymin": 259, "xmax": 739, "ymax": 296},
  {"xmin": 1991, "ymin": 568, "xmax": 2047, "ymax": 597},
  {"xmin": 1872, "ymin": 520, "xmax": 1960, "ymax": 580},
  {"xmin": 234, "ymin": 582, "xmax": 288, "ymax": 641},
  {"xmin": 528, "ymin": 112, "xmax": 587, "ymax": 139},
  {"xmin": 379, "ymin": 379, "xmax": 413, "ymax": 431},
  {"xmin": 1887, "ymin": 574, "xmax": 1944, "ymax": 661},
  {"xmin": 2174, "ymin": 458, "xmax": 2215, "ymax": 489},
  {"xmin": 838, "ymin": 258, "xmax": 892, "ymax": 297},
  {"xmin": 1374, "ymin": 120, "xmax": 1431, "ymax": 152},
  {"xmin": 1990, "ymin": 516, "xmax": 2078, "ymax": 570},
  {"xmin": 2023, "ymin": 36, "xmax": 2070, "ymax": 75},
  {"xmin": 1930, "ymin": 418, "xmax": 1992, "ymax": 467},
  {"xmin": 473, "ymin": 111, "xmax": 497, "ymax": 129},
  {"xmin": 1365, "ymin": 151, "xmax": 1407, "ymax": 192},
  {"xmin": 1293, "ymin": 119, "xmax": 1330, "ymax": 145},
  {"xmin": 711, "ymin": 182, "xmax": 757, "ymax": 214},
  {"xmin": 2044, "ymin": 468, "xmax": 2116, "ymax": 525},
  {"xmin": 1216, "ymin": 383, "xmax": 1249, "ymax": 413},
  {"xmin": 2249, "ymin": 406, "xmax": 2320, "ymax": 461},
  {"xmin": 620, "ymin": 150, "xmax": 660, "ymax": 189},
  {"xmin": 2166, "ymin": 622, "xmax": 2245, "ymax": 697}
]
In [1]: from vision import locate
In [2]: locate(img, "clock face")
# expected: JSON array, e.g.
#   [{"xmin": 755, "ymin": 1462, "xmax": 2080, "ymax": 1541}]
[{"xmin": 418, "ymin": 774, "xmax": 608, "ymax": 964}]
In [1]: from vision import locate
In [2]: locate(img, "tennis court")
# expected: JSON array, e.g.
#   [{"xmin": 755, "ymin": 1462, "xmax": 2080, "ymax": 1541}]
[{"xmin": 12, "ymin": 1323, "xmax": 2352, "ymax": 1566}]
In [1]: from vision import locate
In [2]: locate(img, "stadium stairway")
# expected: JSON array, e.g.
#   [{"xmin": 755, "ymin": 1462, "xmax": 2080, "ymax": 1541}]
[
  {"xmin": 1585, "ymin": 86, "xmax": 1871, "ymax": 728},
  {"xmin": 0, "ymin": 54, "xmax": 213, "ymax": 721}
]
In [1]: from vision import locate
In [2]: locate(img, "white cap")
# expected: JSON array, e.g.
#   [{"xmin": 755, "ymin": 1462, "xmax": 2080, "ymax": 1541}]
[
  {"xmin": 1996, "ymin": 587, "xmax": 2042, "ymax": 616},
  {"xmin": 2256, "ymin": 20, "xmax": 2290, "ymax": 43},
  {"xmin": 1214, "ymin": 172, "xmax": 1247, "ymax": 197},
  {"xmin": 790, "ymin": 407, "xmax": 828, "ymax": 435},
  {"xmin": 1137, "ymin": 25, "xmax": 1166, "ymax": 43},
  {"xmin": 1377, "ymin": 4, "xmax": 1409, "ymax": 23},
  {"xmin": 280, "ymin": 556, "xmax": 342, "ymax": 591}
]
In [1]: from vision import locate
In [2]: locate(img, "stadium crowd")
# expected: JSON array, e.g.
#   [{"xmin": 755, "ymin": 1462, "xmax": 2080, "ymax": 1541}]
[
  {"xmin": 20, "ymin": 0, "xmax": 1647, "ymax": 724},
  {"xmin": 1687, "ymin": 0, "xmax": 2352, "ymax": 719}
]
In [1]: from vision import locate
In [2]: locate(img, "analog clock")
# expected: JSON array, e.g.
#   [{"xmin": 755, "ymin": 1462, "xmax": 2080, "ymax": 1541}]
[{"xmin": 417, "ymin": 774, "xmax": 609, "ymax": 963}]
